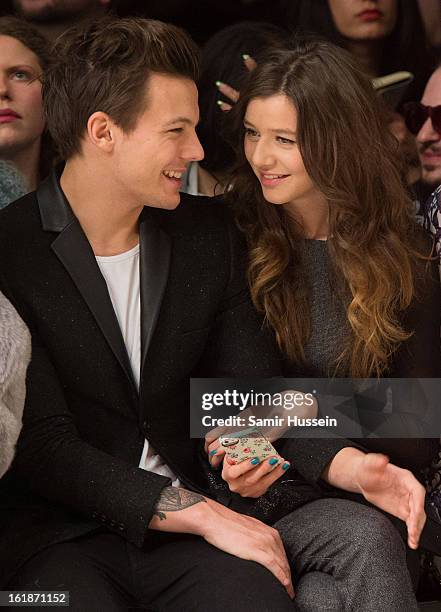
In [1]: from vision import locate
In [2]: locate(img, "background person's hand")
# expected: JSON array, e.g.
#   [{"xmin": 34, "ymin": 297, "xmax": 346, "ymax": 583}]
[
  {"xmin": 216, "ymin": 54, "xmax": 257, "ymax": 112},
  {"xmin": 221, "ymin": 454, "xmax": 291, "ymax": 498}
]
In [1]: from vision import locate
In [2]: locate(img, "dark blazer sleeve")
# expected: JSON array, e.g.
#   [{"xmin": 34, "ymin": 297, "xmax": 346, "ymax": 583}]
[{"xmin": 11, "ymin": 331, "xmax": 172, "ymax": 548}]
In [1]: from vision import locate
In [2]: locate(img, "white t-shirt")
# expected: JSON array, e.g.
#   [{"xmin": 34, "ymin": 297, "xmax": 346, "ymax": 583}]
[{"xmin": 96, "ymin": 244, "xmax": 180, "ymax": 486}]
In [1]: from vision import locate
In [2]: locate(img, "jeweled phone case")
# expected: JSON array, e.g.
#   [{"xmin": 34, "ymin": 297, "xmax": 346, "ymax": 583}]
[{"xmin": 219, "ymin": 429, "xmax": 277, "ymax": 464}]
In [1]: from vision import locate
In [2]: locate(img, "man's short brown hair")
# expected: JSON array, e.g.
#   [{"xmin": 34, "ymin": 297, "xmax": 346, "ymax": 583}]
[{"xmin": 43, "ymin": 17, "xmax": 199, "ymax": 160}]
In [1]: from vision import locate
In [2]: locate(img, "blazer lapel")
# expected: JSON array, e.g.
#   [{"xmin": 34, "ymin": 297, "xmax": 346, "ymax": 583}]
[
  {"xmin": 51, "ymin": 222, "xmax": 136, "ymax": 388},
  {"xmin": 37, "ymin": 171, "xmax": 136, "ymax": 390},
  {"xmin": 139, "ymin": 209, "xmax": 171, "ymax": 375}
]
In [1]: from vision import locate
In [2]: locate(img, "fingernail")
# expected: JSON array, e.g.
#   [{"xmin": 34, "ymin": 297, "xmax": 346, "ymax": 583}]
[
  {"xmin": 282, "ymin": 462, "xmax": 290, "ymax": 470},
  {"xmin": 216, "ymin": 99, "xmax": 223, "ymax": 107},
  {"xmin": 242, "ymin": 54, "xmax": 250, "ymax": 61},
  {"xmin": 251, "ymin": 457, "xmax": 260, "ymax": 465},
  {"xmin": 209, "ymin": 449, "xmax": 218, "ymax": 456},
  {"xmin": 269, "ymin": 458, "xmax": 278, "ymax": 466},
  {"xmin": 215, "ymin": 80, "xmax": 222, "ymax": 87}
]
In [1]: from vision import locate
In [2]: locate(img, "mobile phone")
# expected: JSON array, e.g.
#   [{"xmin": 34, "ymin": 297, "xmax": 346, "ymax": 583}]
[
  {"xmin": 372, "ymin": 71, "xmax": 414, "ymax": 110},
  {"xmin": 219, "ymin": 428, "xmax": 278, "ymax": 465}
]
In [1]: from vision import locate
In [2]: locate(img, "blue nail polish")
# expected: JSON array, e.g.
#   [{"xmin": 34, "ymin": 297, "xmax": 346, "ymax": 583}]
[
  {"xmin": 269, "ymin": 458, "xmax": 278, "ymax": 466},
  {"xmin": 251, "ymin": 457, "xmax": 260, "ymax": 465},
  {"xmin": 282, "ymin": 462, "xmax": 290, "ymax": 470},
  {"xmin": 210, "ymin": 449, "xmax": 218, "ymax": 456}
]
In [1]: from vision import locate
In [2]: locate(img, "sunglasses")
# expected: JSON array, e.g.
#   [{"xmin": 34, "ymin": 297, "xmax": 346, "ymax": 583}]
[{"xmin": 402, "ymin": 102, "xmax": 441, "ymax": 136}]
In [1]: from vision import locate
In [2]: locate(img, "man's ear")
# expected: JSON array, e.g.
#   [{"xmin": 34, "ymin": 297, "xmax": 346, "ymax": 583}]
[{"xmin": 87, "ymin": 112, "xmax": 116, "ymax": 153}]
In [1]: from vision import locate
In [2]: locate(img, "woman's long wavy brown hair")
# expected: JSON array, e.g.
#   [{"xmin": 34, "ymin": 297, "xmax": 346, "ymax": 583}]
[{"xmin": 226, "ymin": 39, "xmax": 426, "ymax": 377}]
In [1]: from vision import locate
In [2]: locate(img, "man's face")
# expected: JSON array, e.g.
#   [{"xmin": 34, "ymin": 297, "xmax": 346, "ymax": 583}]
[
  {"xmin": 110, "ymin": 73, "xmax": 204, "ymax": 210},
  {"xmin": 13, "ymin": 0, "xmax": 108, "ymax": 20},
  {"xmin": 417, "ymin": 67, "xmax": 441, "ymax": 189}
]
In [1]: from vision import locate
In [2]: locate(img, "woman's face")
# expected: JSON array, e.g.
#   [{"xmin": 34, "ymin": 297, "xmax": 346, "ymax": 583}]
[
  {"xmin": 0, "ymin": 35, "xmax": 45, "ymax": 158},
  {"xmin": 244, "ymin": 94, "xmax": 325, "ymax": 210},
  {"xmin": 328, "ymin": 0, "xmax": 398, "ymax": 40}
]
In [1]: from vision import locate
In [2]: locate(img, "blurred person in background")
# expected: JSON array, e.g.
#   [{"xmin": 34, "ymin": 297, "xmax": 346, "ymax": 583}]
[
  {"xmin": 13, "ymin": 0, "xmax": 114, "ymax": 40},
  {"xmin": 285, "ymin": 0, "xmax": 435, "ymax": 105},
  {"xmin": 416, "ymin": 0, "xmax": 441, "ymax": 50},
  {"xmin": 404, "ymin": 61, "xmax": 441, "ymax": 202},
  {"xmin": 182, "ymin": 21, "xmax": 288, "ymax": 196},
  {"xmin": 0, "ymin": 17, "xmax": 52, "ymax": 195},
  {"xmin": 408, "ymin": 61, "xmax": 441, "ymax": 271}
]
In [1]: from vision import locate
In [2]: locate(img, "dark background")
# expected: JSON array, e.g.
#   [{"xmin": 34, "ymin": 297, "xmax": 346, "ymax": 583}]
[{"xmin": 0, "ymin": 0, "xmax": 289, "ymax": 44}]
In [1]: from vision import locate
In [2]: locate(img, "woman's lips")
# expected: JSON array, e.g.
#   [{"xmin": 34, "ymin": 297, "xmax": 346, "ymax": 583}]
[
  {"xmin": 358, "ymin": 9, "xmax": 382, "ymax": 22},
  {"xmin": 259, "ymin": 173, "xmax": 289, "ymax": 187},
  {"xmin": 421, "ymin": 150, "xmax": 441, "ymax": 161},
  {"xmin": 0, "ymin": 110, "xmax": 20, "ymax": 124}
]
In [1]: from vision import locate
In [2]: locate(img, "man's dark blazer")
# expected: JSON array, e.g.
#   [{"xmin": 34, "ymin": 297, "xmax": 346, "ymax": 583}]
[{"xmin": 0, "ymin": 171, "xmax": 348, "ymax": 586}]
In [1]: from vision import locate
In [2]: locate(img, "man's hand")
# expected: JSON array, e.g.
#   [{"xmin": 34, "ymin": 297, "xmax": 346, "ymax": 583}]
[
  {"xmin": 148, "ymin": 487, "xmax": 294, "ymax": 598},
  {"xmin": 324, "ymin": 448, "xmax": 426, "ymax": 549},
  {"xmin": 202, "ymin": 498, "xmax": 294, "ymax": 598}
]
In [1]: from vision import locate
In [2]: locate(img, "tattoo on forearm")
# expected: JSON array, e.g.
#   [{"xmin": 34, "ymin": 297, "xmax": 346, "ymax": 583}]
[{"xmin": 154, "ymin": 487, "xmax": 206, "ymax": 520}]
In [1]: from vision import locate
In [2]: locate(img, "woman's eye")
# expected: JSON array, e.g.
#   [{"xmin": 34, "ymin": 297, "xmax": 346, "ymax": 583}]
[
  {"xmin": 12, "ymin": 71, "xmax": 31, "ymax": 81},
  {"xmin": 244, "ymin": 127, "xmax": 259, "ymax": 139},
  {"xmin": 277, "ymin": 136, "xmax": 295, "ymax": 145}
]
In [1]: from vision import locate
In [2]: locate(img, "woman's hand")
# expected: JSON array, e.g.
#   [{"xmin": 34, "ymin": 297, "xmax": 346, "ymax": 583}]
[
  {"xmin": 205, "ymin": 429, "xmax": 290, "ymax": 496},
  {"xmin": 204, "ymin": 389, "xmax": 317, "ymax": 470},
  {"xmin": 205, "ymin": 426, "xmax": 227, "ymax": 469},
  {"xmin": 222, "ymin": 454, "xmax": 291, "ymax": 498},
  {"xmin": 324, "ymin": 447, "xmax": 426, "ymax": 549},
  {"xmin": 354, "ymin": 453, "xmax": 426, "ymax": 550}
]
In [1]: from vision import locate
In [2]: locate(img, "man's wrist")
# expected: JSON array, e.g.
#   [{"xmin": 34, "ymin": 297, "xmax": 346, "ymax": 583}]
[{"xmin": 148, "ymin": 487, "xmax": 215, "ymax": 535}]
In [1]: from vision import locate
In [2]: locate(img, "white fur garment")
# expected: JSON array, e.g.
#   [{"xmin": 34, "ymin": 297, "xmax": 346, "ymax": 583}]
[{"xmin": 0, "ymin": 291, "xmax": 31, "ymax": 478}]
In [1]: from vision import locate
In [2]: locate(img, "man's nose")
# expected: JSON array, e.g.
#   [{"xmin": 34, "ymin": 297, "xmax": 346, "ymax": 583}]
[
  {"xmin": 417, "ymin": 116, "xmax": 440, "ymax": 144},
  {"xmin": 184, "ymin": 132, "xmax": 204, "ymax": 162}
]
